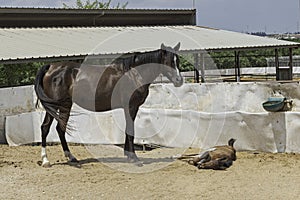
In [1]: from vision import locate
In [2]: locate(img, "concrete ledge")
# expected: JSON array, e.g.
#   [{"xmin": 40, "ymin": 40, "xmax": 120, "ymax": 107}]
[
  {"xmin": 6, "ymin": 108, "xmax": 300, "ymax": 153},
  {"xmin": 0, "ymin": 85, "xmax": 36, "ymax": 143},
  {"xmin": 3, "ymin": 82, "xmax": 300, "ymax": 152}
]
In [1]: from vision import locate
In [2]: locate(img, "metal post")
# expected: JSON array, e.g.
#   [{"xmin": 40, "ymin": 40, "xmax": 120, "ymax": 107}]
[
  {"xmin": 194, "ymin": 53, "xmax": 200, "ymax": 83},
  {"xmin": 275, "ymin": 48, "xmax": 279, "ymax": 80},
  {"xmin": 200, "ymin": 52, "xmax": 206, "ymax": 83},
  {"xmin": 235, "ymin": 51, "xmax": 240, "ymax": 82},
  {"xmin": 289, "ymin": 48, "xmax": 293, "ymax": 80}
]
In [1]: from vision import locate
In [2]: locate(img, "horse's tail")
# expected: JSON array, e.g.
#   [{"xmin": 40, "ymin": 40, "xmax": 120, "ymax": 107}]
[{"xmin": 34, "ymin": 64, "xmax": 70, "ymax": 130}]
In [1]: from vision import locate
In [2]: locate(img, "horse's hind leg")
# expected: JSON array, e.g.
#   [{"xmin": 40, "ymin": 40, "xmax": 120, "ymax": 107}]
[
  {"xmin": 195, "ymin": 151, "xmax": 211, "ymax": 167},
  {"xmin": 56, "ymin": 125, "xmax": 78, "ymax": 163},
  {"xmin": 41, "ymin": 113, "xmax": 54, "ymax": 167},
  {"xmin": 56, "ymin": 108, "xmax": 78, "ymax": 163},
  {"xmin": 124, "ymin": 107, "xmax": 142, "ymax": 166}
]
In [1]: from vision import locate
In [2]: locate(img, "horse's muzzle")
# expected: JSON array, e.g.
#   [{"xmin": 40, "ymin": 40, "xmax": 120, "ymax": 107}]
[{"xmin": 173, "ymin": 76, "xmax": 184, "ymax": 87}]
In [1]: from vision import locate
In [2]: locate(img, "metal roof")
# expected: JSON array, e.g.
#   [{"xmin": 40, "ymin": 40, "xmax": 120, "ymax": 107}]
[
  {"xmin": 0, "ymin": 25, "xmax": 299, "ymax": 63},
  {"xmin": 0, "ymin": 8, "xmax": 196, "ymax": 28}
]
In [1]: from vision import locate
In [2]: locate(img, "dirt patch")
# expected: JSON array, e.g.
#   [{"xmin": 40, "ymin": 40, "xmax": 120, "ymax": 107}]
[{"xmin": 1, "ymin": 144, "xmax": 300, "ymax": 199}]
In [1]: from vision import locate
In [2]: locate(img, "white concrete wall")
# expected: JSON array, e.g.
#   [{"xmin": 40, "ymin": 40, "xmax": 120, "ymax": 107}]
[
  {"xmin": 182, "ymin": 67, "xmax": 300, "ymax": 76},
  {"xmin": 144, "ymin": 82, "xmax": 300, "ymax": 112},
  {"xmin": 3, "ymin": 82, "xmax": 300, "ymax": 152},
  {"xmin": 0, "ymin": 85, "xmax": 36, "ymax": 143}
]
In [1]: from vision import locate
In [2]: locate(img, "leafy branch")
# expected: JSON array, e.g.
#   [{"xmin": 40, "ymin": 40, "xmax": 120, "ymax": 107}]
[{"xmin": 63, "ymin": 0, "xmax": 128, "ymax": 9}]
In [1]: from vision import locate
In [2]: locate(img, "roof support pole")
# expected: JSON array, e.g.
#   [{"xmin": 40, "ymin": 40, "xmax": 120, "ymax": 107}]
[
  {"xmin": 199, "ymin": 52, "xmax": 206, "ymax": 83},
  {"xmin": 235, "ymin": 51, "xmax": 240, "ymax": 82},
  {"xmin": 289, "ymin": 48, "xmax": 293, "ymax": 80},
  {"xmin": 193, "ymin": 53, "xmax": 200, "ymax": 83},
  {"xmin": 275, "ymin": 48, "xmax": 279, "ymax": 80}
]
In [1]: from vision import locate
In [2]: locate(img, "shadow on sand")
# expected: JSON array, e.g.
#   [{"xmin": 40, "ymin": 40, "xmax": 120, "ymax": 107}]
[{"xmin": 49, "ymin": 156, "xmax": 175, "ymax": 168}]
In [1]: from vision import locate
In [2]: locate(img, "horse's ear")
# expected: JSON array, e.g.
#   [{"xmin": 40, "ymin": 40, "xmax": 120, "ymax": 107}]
[
  {"xmin": 161, "ymin": 43, "xmax": 166, "ymax": 50},
  {"xmin": 174, "ymin": 42, "xmax": 180, "ymax": 51},
  {"xmin": 134, "ymin": 55, "xmax": 139, "ymax": 63}
]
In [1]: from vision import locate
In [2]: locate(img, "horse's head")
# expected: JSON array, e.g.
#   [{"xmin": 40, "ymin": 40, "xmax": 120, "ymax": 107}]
[{"xmin": 160, "ymin": 43, "xmax": 183, "ymax": 87}]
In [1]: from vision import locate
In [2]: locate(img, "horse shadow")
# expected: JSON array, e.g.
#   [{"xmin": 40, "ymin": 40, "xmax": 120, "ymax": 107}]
[{"xmin": 51, "ymin": 156, "xmax": 175, "ymax": 168}]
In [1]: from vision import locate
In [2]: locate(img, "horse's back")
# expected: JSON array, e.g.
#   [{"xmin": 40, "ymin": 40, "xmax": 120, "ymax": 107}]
[{"xmin": 72, "ymin": 64, "xmax": 111, "ymax": 111}]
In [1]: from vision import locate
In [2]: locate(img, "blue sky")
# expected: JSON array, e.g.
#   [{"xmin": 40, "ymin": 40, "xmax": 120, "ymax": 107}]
[{"xmin": 0, "ymin": 0, "xmax": 299, "ymax": 33}]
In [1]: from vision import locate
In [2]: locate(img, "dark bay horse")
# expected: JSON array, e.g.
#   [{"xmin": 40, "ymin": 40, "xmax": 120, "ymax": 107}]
[{"xmin": 34, "ymin": 43, "xmax": 183, "ymax": 167}]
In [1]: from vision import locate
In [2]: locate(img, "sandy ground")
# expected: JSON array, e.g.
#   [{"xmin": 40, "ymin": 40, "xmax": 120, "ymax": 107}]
[{"xmin": 1, "ymin": 144, "xmax": 300, "ymax": 200}]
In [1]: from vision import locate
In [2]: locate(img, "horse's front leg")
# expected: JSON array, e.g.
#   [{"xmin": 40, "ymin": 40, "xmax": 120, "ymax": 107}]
[{"xmin": 124, "ymin": 108, "xmax": 143, "ymax": 166}]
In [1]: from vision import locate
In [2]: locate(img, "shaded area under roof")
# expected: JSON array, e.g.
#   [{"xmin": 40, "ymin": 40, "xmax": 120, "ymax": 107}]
[{"xmin": 0, "ymin": 25, "xmax": 299, "ymax": 64}]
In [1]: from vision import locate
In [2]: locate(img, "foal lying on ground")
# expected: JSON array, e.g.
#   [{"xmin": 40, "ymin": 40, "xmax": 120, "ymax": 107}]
[{"xmin": 177, "ymin": 138, "xmax": 237, "ymax": 170}]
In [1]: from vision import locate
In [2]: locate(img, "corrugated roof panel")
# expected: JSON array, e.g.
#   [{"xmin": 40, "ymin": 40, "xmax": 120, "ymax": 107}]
[{"xmin": 0, "ymin": 26, "xmax": 299, "ymax": 62}]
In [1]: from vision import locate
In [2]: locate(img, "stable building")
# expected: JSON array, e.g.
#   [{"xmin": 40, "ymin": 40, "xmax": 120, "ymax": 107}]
[
  {"xmin": 0, "ymin": 7, "xmax": 299, "ymax": 81},
  {"xmin": 1, "ymin": 8, "xmax": 300, "ymax": 153}
]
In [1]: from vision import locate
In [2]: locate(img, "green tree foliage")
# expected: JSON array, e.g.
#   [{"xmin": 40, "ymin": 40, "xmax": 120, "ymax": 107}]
[
  {"xmin": 209, "ymin": 46, "xmax": 300, "ymax": 69},
  {"xmin": 63, "ymin": 0, "xmax": 128, "ymax": 9},
  {"xmin": 179, "ymin": 55, "xmax": 194, "ymax": 72},
  {"xmin": 0, "ymin": 62, "xmax": 43, "ymax": 88},
  {"xmin": 180, "ymin": 40, "xmax": 300, "ymax": 71}
]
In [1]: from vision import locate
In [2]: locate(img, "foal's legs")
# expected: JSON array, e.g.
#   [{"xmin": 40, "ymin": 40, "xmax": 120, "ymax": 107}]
[
  {"xmin": 41, "ymin": 113, "xmax": 54, "ymax": 167},
  {"xmin": 56, "ymin": 108, "xmax": 78, "ymax": 163},
  {"xmin": 195, "ymin": 151, "xmax": 211, "ymax": 168}
]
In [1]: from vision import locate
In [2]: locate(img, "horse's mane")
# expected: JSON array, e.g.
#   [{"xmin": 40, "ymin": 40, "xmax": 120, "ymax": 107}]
[
  {"xmin": 112, "ymin": 53, "xmax": 136, "ymax": 71},
  {"xmin": 112, "ymin": 49, "xmax": 162, "ymax": 71},
  {"xmin": 134, "ymin": 49, "xmax": 162, "ymax": 66}
]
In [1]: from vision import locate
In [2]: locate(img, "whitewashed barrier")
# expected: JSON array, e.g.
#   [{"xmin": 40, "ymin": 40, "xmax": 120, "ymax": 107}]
[
  {"xmin": 0, "ymin": 85, "xmax": 36, "ymax": 143},
  {"xmin": 182, "ymin": 66, "xmax": 300, "ymax": 77},
  {"xmin": 3, "ymin": 82, "xmax": 300, "ymax": 152},
  {"xmin": 5, "ymin": 109, "xmax": 300, "ymax": 153}
]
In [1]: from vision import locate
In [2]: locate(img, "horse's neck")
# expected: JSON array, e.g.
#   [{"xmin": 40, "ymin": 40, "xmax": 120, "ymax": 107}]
[
  {"xmin": 134, "ymin": 50, "xmax": 162, "ymax": 79},
  {"xmin": 132, "ymin": 65, "xmax": 161, "ymax": 87}
]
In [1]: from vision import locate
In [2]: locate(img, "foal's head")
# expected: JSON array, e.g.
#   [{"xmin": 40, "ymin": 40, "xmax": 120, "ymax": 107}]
[{"xmin": 160, "ymin": 43, "xmax": 183, "ymax": 87}]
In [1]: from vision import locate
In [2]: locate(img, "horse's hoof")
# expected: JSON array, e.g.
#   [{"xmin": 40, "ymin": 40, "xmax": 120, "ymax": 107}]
[
  {"xmin": 197, "ymin": 164, "xmax": 204, "ymax": 169},
  {"xmin": 42, "ymin": 161, "xmax": 51, "ymax": 168},
  {"xmin": 134, "ymin": 160, "xmax": 143, "ymax": 167},
  {"xmin": 124, "ymin": 151, "xmax": 143, "ymax": 166},
  {"xmin": 69, "ymin": 157, "xmax": 79, "ymax": 163},
  {"xmin": 127, "ymin": 157, "xmax": 143, "ymax": 167}
]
